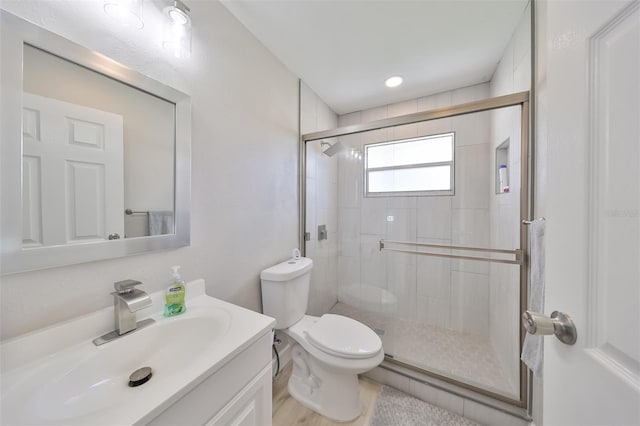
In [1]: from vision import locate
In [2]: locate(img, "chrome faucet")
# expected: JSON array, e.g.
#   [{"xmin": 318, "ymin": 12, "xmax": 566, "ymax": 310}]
[
  {"xmin": 93, "ymin": 279, "xmax": 155, "ymax": 346},
  {"xmin": 113, "ymin": 280, "xmax": 152, "ymax": 335}
]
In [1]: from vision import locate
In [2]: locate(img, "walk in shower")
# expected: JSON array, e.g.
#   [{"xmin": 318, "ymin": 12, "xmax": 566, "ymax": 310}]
[{"xmin": 300, "ymin": 90, "xmax": 531, "ymax": 406}]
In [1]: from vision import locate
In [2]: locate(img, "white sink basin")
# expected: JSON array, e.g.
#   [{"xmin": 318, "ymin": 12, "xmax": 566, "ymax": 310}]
[
  {"xmin": 0, "ymin": 279, "xmax": 274, "ymax": 425},
  {"xmin": 26, "ymin": 314, "xmax": 229, "ymax": 421}
]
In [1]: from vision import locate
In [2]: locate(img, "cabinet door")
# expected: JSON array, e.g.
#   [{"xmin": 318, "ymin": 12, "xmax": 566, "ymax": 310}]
[{"xmin": 207, "ymin": 365, "xmax": 272, "ymax": 426}]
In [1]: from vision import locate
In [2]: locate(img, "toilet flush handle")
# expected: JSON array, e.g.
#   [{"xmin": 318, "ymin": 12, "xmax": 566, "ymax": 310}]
[{"xmin": 292, "ymin": 248, "xmax": 301, "ymax": 260}]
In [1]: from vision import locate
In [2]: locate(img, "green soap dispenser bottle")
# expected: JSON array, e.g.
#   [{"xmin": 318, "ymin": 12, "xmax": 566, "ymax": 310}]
[{"xmin": 164, "ymin": 265, "xmax": 186, "ymax": 317}]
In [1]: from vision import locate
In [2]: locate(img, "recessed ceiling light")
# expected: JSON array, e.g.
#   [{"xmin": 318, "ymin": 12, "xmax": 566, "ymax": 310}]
[{"xmin": 385, "ymin": 76, "xmax": 403, "ymax": 88}]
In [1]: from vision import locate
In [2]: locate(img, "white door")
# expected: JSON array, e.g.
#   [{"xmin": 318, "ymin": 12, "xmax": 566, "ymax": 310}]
[
  {"xmin": 540, "ymin": 0, "xmax": 640, "ymax": 424},
  {"xmin": 22, "ymin": 93, "xmax": 124, "ymax": 247}
]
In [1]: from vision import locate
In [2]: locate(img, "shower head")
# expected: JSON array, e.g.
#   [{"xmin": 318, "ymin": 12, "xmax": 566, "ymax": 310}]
[{"xmin": 321, "ymin": 140, "xmax": 344, "ymax": 157}]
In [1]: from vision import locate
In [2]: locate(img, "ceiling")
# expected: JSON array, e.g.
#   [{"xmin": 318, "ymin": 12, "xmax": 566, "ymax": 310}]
[{"xmin": 221, "ymin": 0, "xmax": 529, "ymax": 115}]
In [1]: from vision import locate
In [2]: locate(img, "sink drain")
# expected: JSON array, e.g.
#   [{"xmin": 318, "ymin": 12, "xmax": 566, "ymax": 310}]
[{"xmin": 128, "ymin": 367, "xmax": 152, "ymax": 387}]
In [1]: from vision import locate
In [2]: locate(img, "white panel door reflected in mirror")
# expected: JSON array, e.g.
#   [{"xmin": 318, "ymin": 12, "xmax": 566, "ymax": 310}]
[
  {"xmin": 22, "ymin": 44, "xmax": 175, "ymax": 245},
  {"xmin": 22, "ymin": 93, "xmax": 124, "ymax": 247}
]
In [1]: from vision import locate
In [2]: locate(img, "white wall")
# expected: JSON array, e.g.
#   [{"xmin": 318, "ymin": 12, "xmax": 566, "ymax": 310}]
[
  {"xmin": 300, "ymin": 82, "xmax": 339, "ymax": 316},
  {"xmin": 488, "ymin": 1, "xmax": 531, "ymax": 395},
  {"xmin": 336, "ymin": 83, "xmax": 492, "ymax": 341},
  {"xmin": 0, "ymin": 0, "xmax": 299, "ymax": 340}
]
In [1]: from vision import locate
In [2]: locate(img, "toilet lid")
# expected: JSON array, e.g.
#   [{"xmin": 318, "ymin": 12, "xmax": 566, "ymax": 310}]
[{"xmin": 305, "ymin": 314, "xmax": 382, "ymax": 359}]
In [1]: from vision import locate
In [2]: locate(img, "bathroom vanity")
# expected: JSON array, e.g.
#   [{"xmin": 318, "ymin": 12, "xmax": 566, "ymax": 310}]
[{"xmin": 0, "ymin": 279, "xmax": 275, "ymax": 425}]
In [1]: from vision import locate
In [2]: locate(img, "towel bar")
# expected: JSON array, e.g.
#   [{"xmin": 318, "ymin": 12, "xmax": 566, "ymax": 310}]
[
  {"xmin": 125, "ymin": 209, "xmax": 148, "ymax": 215},
  {"xmin": 379, "ymin": 240, "xmax": 523, "ymax": 265}
]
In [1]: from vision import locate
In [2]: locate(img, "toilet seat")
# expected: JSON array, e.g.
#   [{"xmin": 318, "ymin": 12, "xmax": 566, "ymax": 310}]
[
  {"xmin": 286, "ymin": 315, "xmax": 383, "ymax": 370},
  {"xmin": 305, "ymin": 314, "xmax": 382, "ymax": 359}
]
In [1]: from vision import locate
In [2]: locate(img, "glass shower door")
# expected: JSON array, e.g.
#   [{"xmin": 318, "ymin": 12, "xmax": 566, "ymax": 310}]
[{"xmin": 303, "ymin": 98, "xmax": 529, "ymax": 404}]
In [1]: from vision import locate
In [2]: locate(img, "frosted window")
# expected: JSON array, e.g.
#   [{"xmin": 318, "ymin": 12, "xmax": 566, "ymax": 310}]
[
  {"xmin": 365, "ymin": 132, "xmax": 454, "ymax": 196},
  {"xmin": 367, "ymin": 134, "xmax": 453, "ymax": 168},
  {"xmin": 368, "ymin": 166, "xmax": 451, "ymax": 193}
]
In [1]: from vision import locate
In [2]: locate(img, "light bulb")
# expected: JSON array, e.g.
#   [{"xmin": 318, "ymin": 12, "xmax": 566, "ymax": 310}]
[
  {"xmin": 162, "ymin": 0, "xmax": 192, "ymax": 58},
  {"xmin": 104, "ymin": 0, "xmax": 143, "ymax": 29},
  {"xmin": 168, "ymin": 8, "xmax": 189, "ymax": 25}
]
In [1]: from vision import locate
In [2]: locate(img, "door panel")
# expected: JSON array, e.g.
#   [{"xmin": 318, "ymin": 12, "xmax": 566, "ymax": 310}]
[
  {"xmin": 590, "ymin": 0, "xmax": 640, "ymax": 374},
  {"xmin": 22, "ymin": 155, "xmax": 42, "ymax": 247},
  {"xmin": 65, "ymin": 161, "xmax": 105, "ymax": 242}
]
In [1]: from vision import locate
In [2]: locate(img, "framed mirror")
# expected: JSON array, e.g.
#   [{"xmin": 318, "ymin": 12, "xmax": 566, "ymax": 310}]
[{"xmin": 0, "ymin": 10, "xmax": 191, "ymax": 274}]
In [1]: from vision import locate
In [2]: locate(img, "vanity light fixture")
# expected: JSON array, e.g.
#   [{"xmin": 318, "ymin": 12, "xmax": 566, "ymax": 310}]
[
  {"xmin": 385, "ymin": 76, "xmax": 403, "ymax": 88},
  {"xmin": 162, "ymin": 0, "xmax": 192, "ymax": 59},
  {"xmin": 103, "ymin": 0, "xmax": 144, "ymax": 29}
]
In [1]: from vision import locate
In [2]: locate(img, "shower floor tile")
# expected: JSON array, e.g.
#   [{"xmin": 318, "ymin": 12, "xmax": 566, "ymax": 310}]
[{"xmin": 329, "ymin": 302, "xmax": 517, "ymax": 398}]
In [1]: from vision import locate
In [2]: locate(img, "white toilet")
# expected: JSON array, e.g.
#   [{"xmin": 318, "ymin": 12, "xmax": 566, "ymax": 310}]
[{"xmin": 261, "ymin": 253, "xmax": 384, "ymax": 422}]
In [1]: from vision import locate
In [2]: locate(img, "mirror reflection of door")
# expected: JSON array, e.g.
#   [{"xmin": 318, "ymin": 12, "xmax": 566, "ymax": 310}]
[
  {"xmin": 22, "ymin": 44, "xmax": 176, "ymax": 242},
  {"xmin": 22, "ymin": 93, "xmax": 124, "ymax": 247}
]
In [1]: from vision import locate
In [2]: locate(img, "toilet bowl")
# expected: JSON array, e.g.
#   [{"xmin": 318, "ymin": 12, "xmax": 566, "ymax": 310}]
[
  {"xmin": 260, "ymin": 253, "xmax": 384, "ymax": 422},
  {"xmin": 285, "ymin": 314, "xmax": 384, "ymax": 421}
]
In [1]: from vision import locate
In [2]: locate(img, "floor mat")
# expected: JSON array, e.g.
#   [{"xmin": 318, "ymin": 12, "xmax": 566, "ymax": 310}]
[{"xmin": 371, "ymin": 385, "xmax": 481, "ymax": 426}]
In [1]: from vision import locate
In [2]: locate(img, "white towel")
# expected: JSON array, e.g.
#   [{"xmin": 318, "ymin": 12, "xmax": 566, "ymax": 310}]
[
  {"xmin": 148, "ymin": 210, "xmax": 174, "ymax": 235},
  {"xmin": 521, "ymin": 219, "xmax": 546, "ymax": 378}
]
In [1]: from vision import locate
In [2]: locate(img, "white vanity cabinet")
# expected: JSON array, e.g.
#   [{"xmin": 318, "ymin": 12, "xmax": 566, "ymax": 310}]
[
  {"xmin": 0, "ymin": 280, "xmax": 276, "ymax": 426},
  {"xmin": 148, "ymin": 331, "xmax": 273, "ymax": 426}
]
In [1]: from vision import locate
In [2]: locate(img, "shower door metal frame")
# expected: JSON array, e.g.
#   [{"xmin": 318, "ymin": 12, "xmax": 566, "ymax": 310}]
[{"xmin": 299, "ymin": 90, "xmax": 532, "ymax": 409}]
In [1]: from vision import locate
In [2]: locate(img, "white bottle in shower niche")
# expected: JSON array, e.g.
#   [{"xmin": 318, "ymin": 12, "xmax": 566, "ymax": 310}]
[{"xmin": 499, "ymin": 164, "xmax": 509, "ymax": 193}]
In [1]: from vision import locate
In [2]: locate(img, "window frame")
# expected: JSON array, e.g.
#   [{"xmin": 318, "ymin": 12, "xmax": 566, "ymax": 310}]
[{"xmin": 363, "ymin": 131, "xmax": 456, "ymax": 198}]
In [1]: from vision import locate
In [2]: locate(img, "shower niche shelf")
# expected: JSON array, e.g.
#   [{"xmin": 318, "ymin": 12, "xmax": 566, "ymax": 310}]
[{"xmin": 495, "ymin": 138, "xmax": 510, "ymax": 194}]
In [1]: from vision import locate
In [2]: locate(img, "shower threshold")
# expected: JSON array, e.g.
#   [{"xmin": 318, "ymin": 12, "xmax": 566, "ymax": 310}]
[{"xmin": 329, "ymin": 302, "xmax": 518, "ymax": 399}]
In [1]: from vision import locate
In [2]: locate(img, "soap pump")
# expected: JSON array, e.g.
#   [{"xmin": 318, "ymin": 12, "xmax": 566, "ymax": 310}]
[{"xmin": 164, "ymin": 265, "xmax": 186, "ymax": 317}]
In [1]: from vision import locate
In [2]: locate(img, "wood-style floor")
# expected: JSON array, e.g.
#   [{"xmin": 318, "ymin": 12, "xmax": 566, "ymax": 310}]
[{"xmin": 272, "ymin": 363, "xmax": 382, "ymax": 426}]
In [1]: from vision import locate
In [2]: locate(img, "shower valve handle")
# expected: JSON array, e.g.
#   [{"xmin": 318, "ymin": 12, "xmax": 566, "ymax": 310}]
[{"xmin": 522, "ymin": 310, "xmax": 577, "ymax": 345}]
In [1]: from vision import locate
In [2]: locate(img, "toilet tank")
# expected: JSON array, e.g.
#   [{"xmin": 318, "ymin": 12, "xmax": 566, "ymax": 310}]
[{"xmin": 260, "ymin": 257, "xmax": 313, "ymax": 330}]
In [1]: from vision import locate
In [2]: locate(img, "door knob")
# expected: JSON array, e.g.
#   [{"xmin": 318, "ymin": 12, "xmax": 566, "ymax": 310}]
[
  {"xmin": 522, "ymin": 310, "xmax": 577, "ymax": 345},
  {"xmin": 108, "ymin": 233, "xmax": 120, "ymax": 240}
]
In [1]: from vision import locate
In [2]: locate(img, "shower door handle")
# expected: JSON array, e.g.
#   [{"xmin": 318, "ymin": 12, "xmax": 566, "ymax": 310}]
[{"xmin": 522, "ymin": 310, "xmax": 577, "ymax": 345}]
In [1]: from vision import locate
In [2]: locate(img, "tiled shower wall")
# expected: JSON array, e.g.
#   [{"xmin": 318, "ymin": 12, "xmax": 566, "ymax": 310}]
[
  {"xmin": 300, "ymin": 82, "xmax": 340, "ymax": 316},
  {"xmin": 336, "ymin": 83, "xmax": 493, "ymax": 341},
  {"xmin": 488, "ymin": 1, "xmax": 531, "ymax": 393}
]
